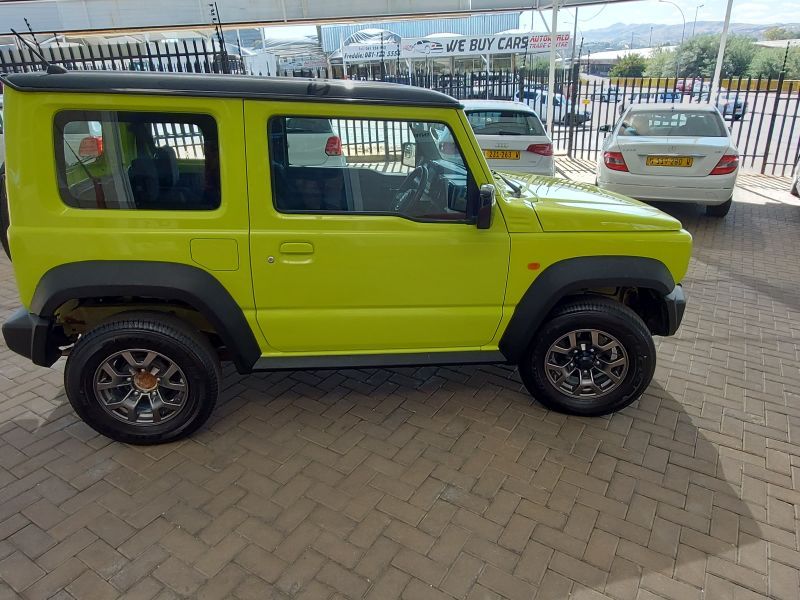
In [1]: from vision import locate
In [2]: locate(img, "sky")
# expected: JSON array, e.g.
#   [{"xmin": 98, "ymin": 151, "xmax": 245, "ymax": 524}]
[{"xmin": 262, "ymin": 0, "xmax": 797, "ymax": 39}]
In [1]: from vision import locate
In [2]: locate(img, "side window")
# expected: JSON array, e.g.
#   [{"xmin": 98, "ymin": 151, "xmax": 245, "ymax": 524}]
[
  {"xmin": 54, "ymin": 110, "xmax": 220, "ymax": 210},
  {"xmin": 267, "ymin": 116, "xmax": 477, "ymax": 221}
]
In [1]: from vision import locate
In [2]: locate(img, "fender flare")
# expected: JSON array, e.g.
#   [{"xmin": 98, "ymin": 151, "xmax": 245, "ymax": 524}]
[
  {"xmin": 31, "ymin": 261, "xmax": 261, "ymax": 373},
  {"xmin": 499, "ymin": 256, "xmax": 675, "ymax": 364}
]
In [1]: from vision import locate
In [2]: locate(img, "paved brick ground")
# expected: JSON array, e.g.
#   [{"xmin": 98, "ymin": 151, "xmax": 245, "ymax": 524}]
[{"xmin": 1, "ymin": 169, "xmax": 799, "ymax": 599}]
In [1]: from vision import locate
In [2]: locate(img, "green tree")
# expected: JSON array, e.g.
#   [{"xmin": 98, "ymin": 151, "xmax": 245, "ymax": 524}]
[
  {"xmin": 644, "ymin": 46, "xmax": 676, "ymax": 77},
  {"xmin": 749, "ymin": 47, "xmax": 800, "ymax": 78},
  {"xmin": 764, "ymin": 26, "xmax": 797, "ymax": 41},
  {"xmin": 610, "ymin": 53, "xmax": 647, "ymax": 77},
  {"xmin": 673, "ymin": 34, "xmax": 756, "ymax": 78}
]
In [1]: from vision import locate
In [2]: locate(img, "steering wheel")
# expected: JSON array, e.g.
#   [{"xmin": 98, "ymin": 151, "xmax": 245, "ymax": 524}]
[{"xmin": 393, "ymin": 165, "xmax": 429, "ymax": 214}]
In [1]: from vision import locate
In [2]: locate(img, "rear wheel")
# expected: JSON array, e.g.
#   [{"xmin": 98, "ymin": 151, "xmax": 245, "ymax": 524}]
[
  {"xmin": 518, "ymin": 298, "xmax": 656, "ymax": 416},
  {"xmin": 65, "ymin": 312, "xmax": 220, "ymax": 444},
  {"xmin": 706, "ymin": 197, "xmax": 732, "ymax": 217}
]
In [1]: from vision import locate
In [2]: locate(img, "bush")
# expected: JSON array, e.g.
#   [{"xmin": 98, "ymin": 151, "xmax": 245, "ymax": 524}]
[
  {"xmin": 748, "ymin": 47, "xmax": 800, "ymax": 79},
  {"xmin": 645, "ymin": 47, "xmax": 676, "ymax": 77},
  {"xmin": 610, "ymin": 54, "xmax": 647, "ymax": 77}
]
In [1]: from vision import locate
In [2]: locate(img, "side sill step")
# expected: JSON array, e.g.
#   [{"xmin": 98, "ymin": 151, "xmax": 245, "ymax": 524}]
[{"xmin": 252, "ymin": 350, "xmax": 508, "ymax": 371}]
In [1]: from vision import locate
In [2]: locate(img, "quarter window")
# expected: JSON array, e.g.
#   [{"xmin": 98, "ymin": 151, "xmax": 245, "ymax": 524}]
[
  {"xmin": 54, "ymin": 111, "xmax": 220, "ymax": 210},
  {"xmin": 267, "ymin": 117, "xmax": 477, "ymax": 221}
]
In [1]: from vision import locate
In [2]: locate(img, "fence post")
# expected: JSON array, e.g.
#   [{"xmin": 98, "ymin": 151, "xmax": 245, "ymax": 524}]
[
  {"xmin": 566, "ymin": 62, "xmax": 580, "ymax": 158},
  {"xmin": 760, "ymin": 45, "xmax": 790, "ymax": 174}
]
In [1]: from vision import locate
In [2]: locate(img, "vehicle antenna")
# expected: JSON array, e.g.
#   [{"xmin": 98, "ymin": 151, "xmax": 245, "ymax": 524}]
[{"xmin": 9, "ymin": 28, "xmax": 68, "ymax": 74}]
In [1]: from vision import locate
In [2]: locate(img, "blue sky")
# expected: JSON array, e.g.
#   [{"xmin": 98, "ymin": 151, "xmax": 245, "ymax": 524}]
[
  {"xmin": 264, "ymin": 0, "xmax": 795, "ymax": 39},
  {"xmin": 519, "ymin": 0, "xmax": 797, "ymax": 31}
]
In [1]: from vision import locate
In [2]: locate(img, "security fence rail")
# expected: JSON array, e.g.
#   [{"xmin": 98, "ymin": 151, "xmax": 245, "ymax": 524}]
[{"xmin": 1, "ymin": 39, "xmax": 796, "ymax": 176}]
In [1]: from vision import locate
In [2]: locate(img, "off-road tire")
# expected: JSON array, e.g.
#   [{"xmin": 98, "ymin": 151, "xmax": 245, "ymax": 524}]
[
  {"xmin": 706, "ymin": 198, "xmax": 732, "ymax": 217},
  {"xmin": 518, "ymin": 297, "xmax": 656, "ymax": 416},
  {"xmin": 65, "ymin": 312, "xmax": 220, "ymax": 444}
]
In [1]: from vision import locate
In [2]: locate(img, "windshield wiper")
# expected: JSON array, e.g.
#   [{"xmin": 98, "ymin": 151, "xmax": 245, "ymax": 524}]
[
  {"xmin": 491, "ymin": 170, "xmax": 522, "ymax": 197},
  {"xmin": 496, "ymin": 130, "xmax": 525, "ymax": 136}
]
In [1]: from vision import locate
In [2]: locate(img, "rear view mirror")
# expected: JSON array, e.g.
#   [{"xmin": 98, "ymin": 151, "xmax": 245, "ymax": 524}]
[
  {"xmin": 401, "ymin": 142, "xmax": 416, "ymax": 169},
  {"xmin": 477, "ymin": 184, "xmax": 495, "ymax": 229},
  {"xmin": 78, "ymin": 135, "xmax": 104, "ymax": 159},
  {"xmin": 598, "ymin": 124, "xmax": 611, "ymax": 133}
]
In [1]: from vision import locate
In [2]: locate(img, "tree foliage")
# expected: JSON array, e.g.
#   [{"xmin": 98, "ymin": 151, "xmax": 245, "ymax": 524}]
[
  {"xmin": 748, "ymin": 47, "xmax": 800, "ymax": 78},
  {"xmin": 672, "ymin": 34, "xmax": 756, "ymax": 78},
  {"xmin": 644, "ymin": 46, "xmax": 676, "ymax": 77},
  {"xmin": 610, "ymin": 54, "xmax": 647, "ymax": 77},
  {"xmin": 764, "ymin": 27, "xmax": 798, "ymax": 41},
  {"xmin": 640, "ymin": 34, "xmax": 800, "ymax": 79}
]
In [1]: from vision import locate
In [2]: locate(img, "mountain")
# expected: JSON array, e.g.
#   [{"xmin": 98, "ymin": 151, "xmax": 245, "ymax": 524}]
[{"xmin": 576, "ymin": 22, "xmax": 800, "ymax": 52}]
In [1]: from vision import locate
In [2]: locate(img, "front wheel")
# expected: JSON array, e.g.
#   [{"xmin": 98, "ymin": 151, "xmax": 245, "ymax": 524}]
[
  {"xmin": 518, "ymin": 298, "xmax": 656, "ymax": 416},
  {"xmin": 65, "ymin": 312, "xmax": 221, "ymax": 444}
]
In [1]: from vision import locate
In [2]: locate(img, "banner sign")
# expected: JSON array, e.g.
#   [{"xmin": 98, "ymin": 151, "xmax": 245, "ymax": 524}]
[
  {"xmin": 342, "ymin": 43, "xmax": 400, "ymax": 62},
  {"xmin": 400, "ymin": 32, "xmax": 570, "ymax": 58}
]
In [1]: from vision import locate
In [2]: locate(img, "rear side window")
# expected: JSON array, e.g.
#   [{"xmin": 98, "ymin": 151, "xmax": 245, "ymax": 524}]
[
  {"xmin": 54, "ymin": 110, "xmax": 220, "ymax": 210},
  {"xmin": 466, "ymin": 110, "xmax": 546, "ymax": 136}
]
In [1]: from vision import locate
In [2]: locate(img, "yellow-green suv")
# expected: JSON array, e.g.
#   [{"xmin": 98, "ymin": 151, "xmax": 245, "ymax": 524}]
[{"xmin": 0, "ymin": 71, "xmax": 691, "ymax": 444}]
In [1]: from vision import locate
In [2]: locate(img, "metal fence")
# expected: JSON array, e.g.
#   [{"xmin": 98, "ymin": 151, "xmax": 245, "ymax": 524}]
[
  {"xmin": 374, "ymin": 69, "xmax": 799, "ymax": 176},
  {"xmin": 567, "ymin": 75, "xmax": 800, "ymax": 177},
  {"xmin": 0, "ymin": 38, "xmax": 246, "ymax": 75},
  {"xmin": 1, "ymin": 37, "xmax": 796, "ymax": 176}
]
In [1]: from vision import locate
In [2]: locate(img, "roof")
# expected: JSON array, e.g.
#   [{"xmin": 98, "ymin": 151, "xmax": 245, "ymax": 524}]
[
  {"xmin": 461, "ymin": 99, "xmax": 537, "ymax": 113},
  {"xmin": 0, "ymin": 71, "xmax": 461, "ymax": 108},
  {"xmin": 586, "ymin": 46, "xmax": 677, "ymax": 63},
  {"xmin": 627, "ymin": 102, "xmax": 718, "ymax": 113}
]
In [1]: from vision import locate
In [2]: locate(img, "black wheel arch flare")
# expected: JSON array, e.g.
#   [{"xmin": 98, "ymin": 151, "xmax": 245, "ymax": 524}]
[
  {"xmin": 30, "ymin": 261, "xmax": 261, "ymax": 373},
  {"xmin": 499, "ymin": 256, "xmax": 676, "ymax": 364}
]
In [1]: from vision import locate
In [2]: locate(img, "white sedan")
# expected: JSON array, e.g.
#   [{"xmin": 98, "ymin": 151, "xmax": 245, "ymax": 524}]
[
  {"xmin": 460, "ymin": 99, "xmax": 555, "ymax": 176},
  {"xmin": 597, "ymin": 103, "xmax": 739, "ymax": 217}
]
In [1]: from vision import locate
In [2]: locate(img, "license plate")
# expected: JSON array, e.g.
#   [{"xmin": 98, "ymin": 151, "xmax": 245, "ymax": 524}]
[
  {"xmin": 646, "ymin": 155, "xmax": 693, "ymax": 167},
  {"xmin": 484, "ymin": 149, "xmax": 520, "ymax": 160}
]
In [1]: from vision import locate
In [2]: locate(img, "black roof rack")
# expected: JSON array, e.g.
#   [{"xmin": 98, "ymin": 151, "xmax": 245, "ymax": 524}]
[{"xmin": 1, "ymin": 71, "xmax": 461, "ymax": 108}]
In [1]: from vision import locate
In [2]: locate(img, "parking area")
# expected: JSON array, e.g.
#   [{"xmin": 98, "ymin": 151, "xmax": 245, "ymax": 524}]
[{"xmin": 0, "ymin": 165, "xmax": 799, "ymax": 600}]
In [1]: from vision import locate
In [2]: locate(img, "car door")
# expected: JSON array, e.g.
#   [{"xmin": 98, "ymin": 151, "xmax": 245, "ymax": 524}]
[{"xmin": 244, "ymin": 101, "xmax": 510, "ymax": 354}]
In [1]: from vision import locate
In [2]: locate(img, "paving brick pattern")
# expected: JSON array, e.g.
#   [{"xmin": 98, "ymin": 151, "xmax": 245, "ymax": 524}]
[{"xmin": 1, "ymin": 172, "xmax": 799, "ymax": 599}]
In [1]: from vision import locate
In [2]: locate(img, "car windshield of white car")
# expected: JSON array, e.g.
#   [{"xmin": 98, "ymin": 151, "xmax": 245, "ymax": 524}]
[
  {"xmin": 466, "ymin": 110, "xmax": 546, "ymax": 136},
  {"xmin": 619, "ymin": 111, "xmax": 727, "ymax": 137}
]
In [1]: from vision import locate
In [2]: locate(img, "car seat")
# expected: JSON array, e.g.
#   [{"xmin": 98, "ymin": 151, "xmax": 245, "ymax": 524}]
[{"xmin": 128, "ymin": 157, "xmax": 159, "ymax": 208}]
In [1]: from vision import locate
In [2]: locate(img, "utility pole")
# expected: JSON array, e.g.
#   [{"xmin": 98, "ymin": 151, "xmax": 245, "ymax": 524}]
[
  {"xmin": 649, "ymin": 26, "xmax": 653, "ymax": 47},
  {"xmin": 692, "ymin": 4, "xmax": 704, "ymax": 37}
]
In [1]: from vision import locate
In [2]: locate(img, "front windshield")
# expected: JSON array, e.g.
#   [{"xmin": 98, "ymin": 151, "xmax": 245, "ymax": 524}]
[{"xmin": 619, "ymin": 110, "xmax": 727, "ymax": 137}]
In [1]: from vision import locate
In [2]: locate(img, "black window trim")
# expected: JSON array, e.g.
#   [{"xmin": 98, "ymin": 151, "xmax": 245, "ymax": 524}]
[
  {"xmin": 266, "ymin": 114, "xmax": 479, "ymax": 225},
  {"xmin": 53, "ymin": 108, "xmax": 221, "ymax": 212}
]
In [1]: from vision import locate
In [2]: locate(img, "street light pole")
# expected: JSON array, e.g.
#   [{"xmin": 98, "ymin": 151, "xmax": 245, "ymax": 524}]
[
  {"xmin": 692, "ymin": 4, "xmax": 704, "ymax": 37},
  {"xmin": 658, "ymin": 0, "xmax": 686, "ymax": 80}
]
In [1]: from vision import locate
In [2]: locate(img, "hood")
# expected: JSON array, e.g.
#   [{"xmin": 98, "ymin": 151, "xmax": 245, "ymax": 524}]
[{"xmin": 493, "ymin": 172, "xmax": 682, "ymax": 233}]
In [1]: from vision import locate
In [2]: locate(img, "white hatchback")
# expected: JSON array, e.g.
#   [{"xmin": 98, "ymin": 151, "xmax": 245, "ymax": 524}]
[
  {"xmin": 460, "ymin": 99, "xmax": 554, "ymax": 176},
  {"xmin": 597, "ymin": 103, "xmax": 738, "ymax": 217}
]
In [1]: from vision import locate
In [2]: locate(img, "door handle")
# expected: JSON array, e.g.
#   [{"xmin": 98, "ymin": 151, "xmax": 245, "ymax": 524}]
[{"xmin": 279, "ymin": 242, "xmax": 314, "ymax": 255}]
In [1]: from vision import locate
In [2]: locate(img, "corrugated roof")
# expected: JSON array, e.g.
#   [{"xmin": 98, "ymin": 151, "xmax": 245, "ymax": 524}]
[{"xmin": 321, "ymin": 13, "xmax": 520, "ymax": 52}]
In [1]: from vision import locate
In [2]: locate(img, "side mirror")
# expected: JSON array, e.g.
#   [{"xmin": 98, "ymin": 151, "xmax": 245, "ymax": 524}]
[
  {"xmin": 401, "ymin": 142, "xmax": 416, "ymax": 169},
  {"xmin": 598, "ymin": 124, "xmax": 611, "ymax": 133},
  {"xmin": 78, "ymin": 135, "xmax": 104, "ymax": 159},
  {"xmin": 477, "ymin": 184, "xmax": 495, "ymax": 230}
]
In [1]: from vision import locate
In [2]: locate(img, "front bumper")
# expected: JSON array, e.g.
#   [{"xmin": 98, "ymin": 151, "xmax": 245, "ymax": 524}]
[
  {"xmin": 2, "ymin": 308, "xmax": 62, "ymax": 367},
  {"xmin": 662, "ymin": 285, "xmax": 686, "ymax": 336}
]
